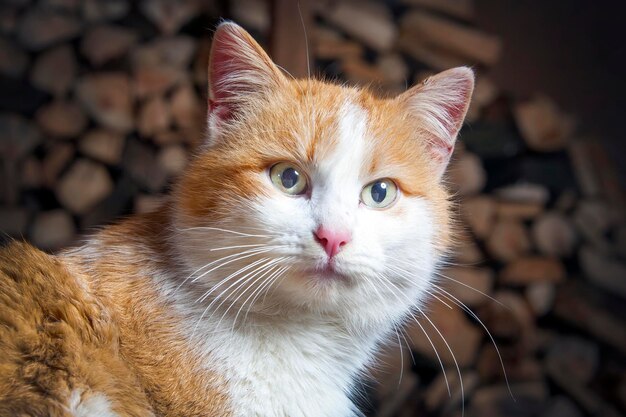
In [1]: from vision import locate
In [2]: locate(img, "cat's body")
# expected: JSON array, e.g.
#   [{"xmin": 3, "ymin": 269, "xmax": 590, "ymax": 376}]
[{"xmin": 0, "ymin": 23, "xmax": 474, "ymax": 417}]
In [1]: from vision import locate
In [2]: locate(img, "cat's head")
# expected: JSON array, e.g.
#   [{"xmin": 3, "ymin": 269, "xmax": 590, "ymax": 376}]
[{"xmin": 172, "ymin": 22, "xmax": 473, "ymax": 320}]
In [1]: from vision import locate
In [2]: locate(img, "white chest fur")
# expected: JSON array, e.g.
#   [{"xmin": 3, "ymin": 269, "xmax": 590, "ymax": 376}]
[{"xmin": 192, "ymin": 313, "xmax": 390, "ymax": 417}]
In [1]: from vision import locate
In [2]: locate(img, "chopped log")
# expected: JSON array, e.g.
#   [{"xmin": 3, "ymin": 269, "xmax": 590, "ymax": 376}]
[
  {"xmin": 138, "ymin": 96, "xmax": 171, "ymax": 137},
  {"xmin": 545, "ymin": 353, "xmax": 622, "ymax": 417},
  {"xmin": 397, "ymin": 32, "xmax": 468, "ymax": 70},
  {"xmin": 82, "ymin": 0, "xmax": 129, "ymax": 21},
  {"xmin": 170, "ymin": 84, "xmax": 203, "ymax": 130},
  {"xmin": 0, "ymin": 5, "xmax": 19, "ymax": 34},
  {"xmin": 80, "ymin": 175, "xmax": 137, "ymax": 229},
  {"xmin": 0, "ymin": 207, "xmax": 29, "ymax": 238},
  {"xmin": 531, "ymin": 212, "xmax": 577, "ymax": 257},
  {"xmin": 17, "ymin": 8, "xmax": 81, "ymax": 50},
  {"xmin": 440, "ymin": 266, "xmax": 493, "ymax": 306},
  {"xmin": 31, "ymin": 45, "xmax": 76, "ymax": 96},
  {"xmin": 554, "ymin": 190, "xmax": 577, "ymax": 212},
  {"xmin": 496, "ymin": 201, "xmax": 543, "ymax": 220},
  {"xmin": 494, "ymin": 183, "xmax": 549, "ymax": 205},
  {"xmin": 407, "ymin": 301, "xmax": 482, "ymax": 366},
  {"xmin": 0, "ymin": 37, "xmax": 29, "ymax": 77},
  {"xmin": 514, "ymin": 95, "xmax": 575, "ymax": 152},
  {"xmin": 81, "ymin": 25, "xmax": 138, "ymax": 66},
  {"xmin": 42, "ymin": 143, "xmax": 74, "ymax": 187},
  {"xmin": 568, "ymin": 139, "xmax": 601, "ymax": 197},
  {"xmin": 525, "ymin": 283, "xmax": 555, "ymax": 316},
  {"xmin": 139, "ymin": 0, "xmax": 200, "ymax": 35},
  {"xmin": 554, "ymin": 283, "xmax": 626, "ymax": 353},
  {"xmin": 21, "ymin": 157, "xmax": 42, "ymax": 189},
  {"xmin": 573, "ymin": 199, "xmax": 616, "ymax": 236},
  {"xmin": 320, "ymin": 1, "xmax": 397, "ymax": 51},
  {"xmin": 580, "ymin": 246, "xmax": 626, "ymax": 299},
  {"xmin": 377, "ymin": 54, "xmax": 409, "ymax": 85},
  {"xmin": 461, "ymin": 195, "xmax": 495, "ymax": 239},
  {"xmin": 157, "ymin": 145, "xmax": 188, "ymax": 177},
  {"xmin": 448, "ymin": 152, "xmax": 486, "ymax": 196},
  {"xmin": 42, "ymin": 0, "xmax": 79, "ymax": 11},
  {"xmin": 568, "ymin": 139, "xmax": 626, "ymax": 214},
  {"xmin": 134, "ymin": 193, "xmax": 167, "ymax": 214},
  {"xmin": 133, "ymin": 66, "xmax": 186, "ymax": 98},
  {"xmin": 500, "ymin": 257, "xmax": 566, "ymax": 285},
  {"xmin": 542, "ymin": 396, "xmax": 585, "ymax": 417},
  {"xmin": 76, "ymin": 73, "xmax": 134, "ymax": 132},
  {"xmin": 453, "ymin": 229, "xmax": 484, "ymax": 264},
  {"xmin": 79, "ymin": 129, "xmax": 125, "ymax": 165},
  {"xmin": 341, "ymin": 57, "xmax": 387, "ymax": 86},
  {"xmin": 124, "ymin": 140, "xmax": 168, "ymax": 192},
  {"xmin": 132, "ymin": 36, "xmax": 197, "ymax": 69},
  {"xmin": 486, "ymin": 220, "xmax": 531, "ymax": 262},
  {"xmin": 471, "ymin": 382, "xmax": 548, "ymax": 417},
  {"xmin": 545, "ymin": 336, "xmax": 598, "ymax": 385},
  {"xmin": 477, "ymin": 346, "xmax": 542, "ymax": 382},
  {"xmin": 0, "ymin": 113, "xmax": 42, "ymax": 160},
  {"xmin": 399, "ymin": 0, "xmax": 474, "ymax": 20},
  {"xmin": 424, "ymin": 371, "xmax": 479, "ymax": 414},
  {"xmin": 480, "ymin": 291, "xmax": 535, "ymax": 345},
  {"xmin": 56, "ymin": 159, "xmax": 114, "ymax": 214},
  {"xmin": 29, "ymin": 209, "xmax": 76, "ymax": 251},
  {"xmin": 36, "ymin": 100, "xmax": 88, "ymax": 138},
  {"xmin": 231, "ymin": 0, "xmax": 270, "ymax": 33},
  {"xmin": 573, "ymin": 199, "xmax": 616, "ymax": 254},
  {"xmin": 153, "ymin": 130, "xmax": 185, "ymax": 146},
  {"xmin": 313, "ymin": 27, "xmax": 363, "ymax": 61},
  {"xmin": 401, "ymin": 11, "xmax": 501, "ymax": 65}
]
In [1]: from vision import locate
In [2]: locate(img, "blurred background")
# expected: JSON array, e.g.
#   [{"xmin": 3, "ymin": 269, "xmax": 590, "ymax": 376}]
[{"xmin": 0, "ymin": 0, "xmax": 625, "ymax": 416}]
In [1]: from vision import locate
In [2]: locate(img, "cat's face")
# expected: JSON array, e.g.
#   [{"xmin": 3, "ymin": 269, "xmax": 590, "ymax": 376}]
[{"xmin": 173, "ymin": 23, "xmax": 473, "ymax": 318}]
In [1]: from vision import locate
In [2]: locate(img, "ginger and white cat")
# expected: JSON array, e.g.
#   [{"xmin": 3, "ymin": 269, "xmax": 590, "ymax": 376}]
[{"xmin": 0, "ymin": 22, "xmax": 473, "ymax": 417}]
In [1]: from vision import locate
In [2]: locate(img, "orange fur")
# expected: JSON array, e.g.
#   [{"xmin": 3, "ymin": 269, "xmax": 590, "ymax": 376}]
[{"xmin": 0, "ymin": 241, "xmax": 152, "ymax": 416}]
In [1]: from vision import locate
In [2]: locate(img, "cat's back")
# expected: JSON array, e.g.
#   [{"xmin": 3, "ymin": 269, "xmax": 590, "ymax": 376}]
[{"xmin": 0, "ymin": 241, "xmax": 153, "ymax": 417}]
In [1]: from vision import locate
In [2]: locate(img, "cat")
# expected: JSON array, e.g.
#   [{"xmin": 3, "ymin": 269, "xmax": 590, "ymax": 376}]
[{"xmin": 0, "ymin": 22, "xmax": 473, "ymax": 417}]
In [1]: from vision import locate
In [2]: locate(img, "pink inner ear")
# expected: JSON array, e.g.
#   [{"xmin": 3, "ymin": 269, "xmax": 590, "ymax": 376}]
[
  {"xmin": 208, "ymin": 98, "xmax": 233, "ymax": 123},
  {"xmin": 430, "ymin": 136, "xmax": 455, "ymax": 163},
  {"xmin": 209, "ymin": 30, "xmax": 243, "ymax": 104}
]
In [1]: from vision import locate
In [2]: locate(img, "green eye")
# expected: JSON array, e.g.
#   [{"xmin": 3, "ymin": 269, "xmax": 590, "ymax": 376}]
[
  {"xmin": 361, "ymin": 179, "xmax": 398, "ymax": 209},
  {"xmin": 270, "ymin": 162, "xmax": 308, "ymax": 195}
]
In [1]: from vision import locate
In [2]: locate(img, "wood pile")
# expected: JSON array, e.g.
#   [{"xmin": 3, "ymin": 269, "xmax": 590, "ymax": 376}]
[
  {"xmin": 0, "ymin": 0, "xmax": 215, "ymax": 249},
  {"xmin": 0, "ymin": 1, "xmax": 624, "ymax": 417}
]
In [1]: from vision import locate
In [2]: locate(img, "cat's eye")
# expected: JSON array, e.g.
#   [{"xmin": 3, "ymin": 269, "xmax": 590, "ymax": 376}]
[
  {"xmin": 361, "ymin": 179, "xmax": 398, "ymax": 209},
  {"xmin": 269, "ymin": 162, "xmax": 308, "ymax": 195}
]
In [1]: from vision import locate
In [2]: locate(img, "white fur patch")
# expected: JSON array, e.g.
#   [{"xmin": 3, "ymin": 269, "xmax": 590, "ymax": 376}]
[{"xmin": 68, "ymin": 390, "xmax": 119, "ymax": 417}]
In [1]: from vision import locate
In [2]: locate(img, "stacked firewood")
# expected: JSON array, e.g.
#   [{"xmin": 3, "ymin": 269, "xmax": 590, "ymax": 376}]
[
  {"xmin": 0, "ymin": 0, "xmax": 219, "ymax": 249},
  {"xmin": 0, "ymin": 1, "xmax": 624, "ymax": 416}
]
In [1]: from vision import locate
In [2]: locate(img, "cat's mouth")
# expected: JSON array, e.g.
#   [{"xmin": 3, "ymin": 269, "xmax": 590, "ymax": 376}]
[{"xmin": 309, "ymin": 261, "xmax": 349, "ymax": 282}]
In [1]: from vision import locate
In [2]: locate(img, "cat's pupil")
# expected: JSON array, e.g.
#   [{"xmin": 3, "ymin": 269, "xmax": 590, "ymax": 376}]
[
  {"xmin": 281, "ymin": 168, "xmax": 299, "ymax": 189},
  {"xmin": 371, "ymin": 182, "xmax": 387, "ymax": 203}
]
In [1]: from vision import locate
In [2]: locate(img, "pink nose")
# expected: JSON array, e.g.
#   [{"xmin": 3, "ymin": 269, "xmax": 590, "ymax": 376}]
[{"xmin": 314, "ymin": 226, "xmax": 351, "ymax": 258}]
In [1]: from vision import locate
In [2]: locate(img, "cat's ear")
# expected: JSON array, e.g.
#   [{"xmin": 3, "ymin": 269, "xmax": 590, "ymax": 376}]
[
  {"xmin": 207, "ymin": 22, "xmax": 286, "ymax": 143},
  {"xmin": 397, "ymin": 67, "xmax": 474, "ymax": 179}
]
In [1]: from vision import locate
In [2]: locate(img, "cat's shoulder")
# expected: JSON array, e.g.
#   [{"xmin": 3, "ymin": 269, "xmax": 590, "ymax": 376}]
[
  {"xmin": 0, "ymin": 241, "xmax": 153, "ymax": 416},
  {"xmin": 0, "ymin": 241, "xmax": 101, "ymax": 335}
]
